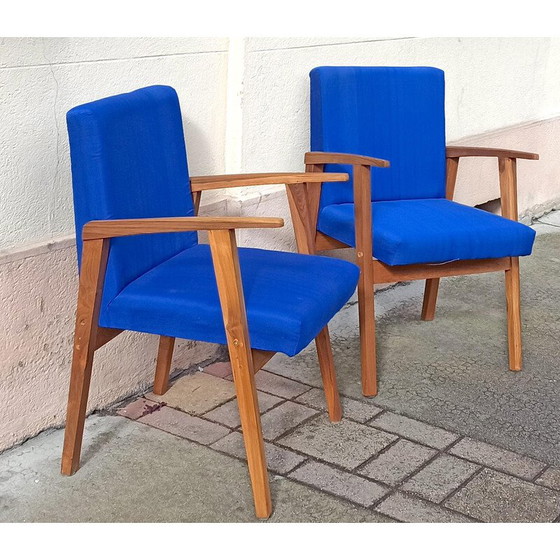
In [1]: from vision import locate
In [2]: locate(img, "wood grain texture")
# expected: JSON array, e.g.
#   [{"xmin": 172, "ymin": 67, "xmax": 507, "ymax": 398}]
[
  {"xmin": 498, "ymin": 157, "xmax": 519, "ymax": 221},
  {"xmin": 190, "ymin": 172, "xmax": 349, "ymax": 191},
  {"xmin": 505, "ymin": 257, "xmax": 522, "ymax": 370},
  {"xmin": 208, "ymin": 228, "xmax": 271, "ymax": 519},
  {"xmin": 286, "ymin": 182, "xmax": 317, "ymax": 255},
  {"xmin": 445, "ymin": 156, "xmax": 460, "ymax": 200},
  {"xmin": 373, "ymin": 257, "xmax": 510, "ymax": 284},
  {"xmin": 305, "ymin": 151, "xmax": 390, "ymax": 168},
  {"xmin": 94, "ymin": 327, "xmax": 123, "ymax": 350},
  {"xmin": 446, "ymin": 146, "xmax": 539, "ymax": 160},
  {"xmin": 251, "ymin": 349, "xmax": 275, "ymax": 374},
  {"xmin": 83, "ymin": 216, "xmax": 284, "ymax": 240},
  {"xmin": 353, "ymin": 164, "xmax": 377, "ymax": 397},
  {"xmin": 61, "ymin": 238, "xmax": 109, "ymax": 475},
  {"xmin": 421, "ymin": 279, "xmax": 440, "ymax": 321},
  {"xmin": 191, "ymin": 191, "xmax": 202, "ymax": 215},
  {"xmin": 315, "ymin": 326, "xmax": 342, "ymax": 422},
  {"xmin": 314, "ymin": 232, "xmax": 350, "ymax": 251},
  {"xmin": 422, "ymin": 154, "xmax": 460, "ymax": 320},
  {"xmin": 153, "ymin": 336, "xmax": 175, "ymax": 395}
]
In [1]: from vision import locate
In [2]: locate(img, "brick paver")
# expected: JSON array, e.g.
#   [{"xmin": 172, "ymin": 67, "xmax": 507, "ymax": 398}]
[
  {"xmin": 117, "ymin": 397, "xmax": 161, "ymax": 420},
  {"xmin": 278, "ymin": 416, "xmax": 397, "ymax": 470},
  {"xmin": 296, "ymin": 388, "xmax": 383, "ymax": 423},
  {"xmin": 203, "ymin": 391, "xmax": 282, "ymax": 428},
  {"xmin": 211, "ymin": 431, "xmax": 306, "ymax": 474},
  {"xmin": 145, "ymin": 372, "xmax": 236, "ymax": 415},
  {"xmin": 254, "ymin": 370, "xmax": 310, "ymax": 399},
  {"xmin": 290, "ymin": 460, "xmax": 389, "ymax": 507},
  {"xmin": 203, "ymin": 361, "xmax": 232, "ymax": 379},
  {"xmin": 449, "ymin": 437, "xmax": 546, "ymax": 479},
  {"xmin": 402, "ymin": 454, "xmax": 481, "ymax": 503},
  {"xmin": 375, "ymin": 492, "xmax": 473, "ymax": 523},
  {"xmin": 138, "ymin": 405, "xmax": 230, "ymax": 445},
  {"xmin": 358, "ymin": 439, "xmax": 437, "ymax": 485},
  {"xmin": 536, "ymin": 467, "xmax": 560, "ymax": 491},
  {"xmin": 370, "ymin": 412, "xmax": 459, "ymax": 449},
  {"xmin": 259, "ymin": 401, "xmax": 317, "ymax": 440},
  {"xmin": 445, "ymin": 469, "xmax": 560, "ymax": 523},
  {"xmin": 115, "ymin": 357, "xmax": 560, "ymax": 523}
]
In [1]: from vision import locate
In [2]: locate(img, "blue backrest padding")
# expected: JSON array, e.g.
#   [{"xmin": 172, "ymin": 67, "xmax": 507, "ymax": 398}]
[
  {"xmin": 67, "ymin": 85, "xmax": 197, "ymax": 306},
  {"xmin": 310, "ymin": 66, "xmax": 447, "ymax": 208}
]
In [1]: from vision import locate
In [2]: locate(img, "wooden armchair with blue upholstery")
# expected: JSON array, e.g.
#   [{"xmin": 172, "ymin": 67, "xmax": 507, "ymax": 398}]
[
  {"xmin": 286, "ymin": 66, "xmax": 538, "ymax": 397},
  {"xmin": 62, "ymin": 85, "xmax": 359, "ymax": 519}
]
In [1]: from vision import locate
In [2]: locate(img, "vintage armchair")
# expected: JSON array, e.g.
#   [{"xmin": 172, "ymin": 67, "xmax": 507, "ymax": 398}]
[
  {"xmin": 286, "ymin": 66, "xmax": 538, "ymax": 397},
  {"xmin": 62, "ymin": 85, "xmax": 359, "ymax": 519}
]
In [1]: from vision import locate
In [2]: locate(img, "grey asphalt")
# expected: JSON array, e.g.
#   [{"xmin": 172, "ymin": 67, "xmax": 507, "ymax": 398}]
[{"xmin": 267, "ymin": 216, "xmax": 560, "ymax": 465}]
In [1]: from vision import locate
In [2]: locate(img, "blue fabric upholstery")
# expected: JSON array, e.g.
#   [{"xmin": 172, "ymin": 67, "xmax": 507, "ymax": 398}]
[
  {"xmin": 310, "ymin": 66, "xmax": 536, "ymax": 265},
  {"xmin": 311, "ymin": 66, "xmax": 446, "ymax": 208},
  {"xmin": 68, "ymin": 85, "xmax": 360, "ymax": 356},
  {"xmin": 67, "ymin": 85, "xmax": 197, "ymax": 310},
  {"xmin": 101, "ymin": 244, "xmax": 359, "ymax": 356},
  {"xmin": 318, "ymin": 199, "xmax": 536, "ymax": 266}
]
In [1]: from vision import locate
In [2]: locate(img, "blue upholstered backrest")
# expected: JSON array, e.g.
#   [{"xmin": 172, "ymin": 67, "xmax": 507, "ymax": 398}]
[
  {"xmin": 310, "ymin": 67, "xmax": 447, "ymax": 208},
  {"xmin": 67, "ymin": 85, "xmax": 197, "ymax": 305}
]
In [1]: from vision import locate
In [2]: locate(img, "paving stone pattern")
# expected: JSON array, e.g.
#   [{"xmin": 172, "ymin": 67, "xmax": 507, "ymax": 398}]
[{"xmin": 116, "ymin": 363, "xmax": 560, "ymax": 523}]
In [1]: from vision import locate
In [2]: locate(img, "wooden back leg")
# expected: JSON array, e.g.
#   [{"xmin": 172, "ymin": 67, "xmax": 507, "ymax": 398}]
[
  {"xmin": 421, "ymin": 278, "xmax": 440, "ymax": 321},
  {"xmin": 153, "ymin": 336, "xmax": 175, "ymax": 395},
  {"xmin": 61, "ymin": 239, "xmax": 108, "ymax": 475},
  {"xmin": 505, "ymin": 257, "xmax": 523, "ymax": 370},
  {"xmin": 208, "ymin": 229, "xmax": 272, "ymax": 519},
  {"xmin": 315, "ymin": 326, "xmax": 342, "ymax": 421}
]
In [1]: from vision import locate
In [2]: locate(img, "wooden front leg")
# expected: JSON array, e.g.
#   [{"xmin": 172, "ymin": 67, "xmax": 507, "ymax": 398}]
[
  {"xmin": 208, "ymin": 229, "xmax": 272, "ymax": 519},
  {"xmin": 61, "ymin": 238, "xmax": 109, "ymax": 475},
  {"xmin": 353, "ymin": 164, "xmax": 377, "ymax": 397}
]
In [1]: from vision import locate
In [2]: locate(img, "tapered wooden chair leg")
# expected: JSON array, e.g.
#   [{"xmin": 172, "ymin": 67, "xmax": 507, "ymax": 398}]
[
  {"xmin": 61, "ymin": 238, "xmax": 108, "ymax": 476},
  {"xmin": 421, "ymin": 278, "xmax": 440, "ymax": 321},
  {"xmin": 230, "ymin": 344, "xmax": 272, "ymax": 519},
  {"xmin": 61, "ymin": 334, "xmax": 96, "ymax": 475},
  {"xmin": 209, "ymin": 228, "xmax": 271, "ymax": 519},
  {"xmin": 153, "ymin": 336, "xmax": 175, "ymax": 395},
  {"xmin": 505, "ymin": 257, "xmax": 523, "ymax": 371},
  {"xmin": 315, "ymin": 326, "xmax": 342, "ymax": 422},
  {"xmin": 358, "ymin": 274, "xmax": 377, "ymax": 397}
]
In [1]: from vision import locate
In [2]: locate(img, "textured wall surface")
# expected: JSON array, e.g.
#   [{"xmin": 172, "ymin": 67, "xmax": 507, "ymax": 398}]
[
  {"xmin": 0, "ymin": 240, "xmax": 219, "ymax": 451},
  {"xmin": 2, "ymin": 37, "xmax": 560, "ymax": 452},
  {"xmin": 0, "ymin": 38, "xmax": 227, "ymax": 451},
  {"xmin": 0, "ymin": 37, "xmax": 229, "ymax": 251}
]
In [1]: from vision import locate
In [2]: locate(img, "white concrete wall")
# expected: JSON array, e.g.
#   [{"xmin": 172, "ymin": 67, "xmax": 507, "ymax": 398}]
[
  {"xmin": 2, "ymin": 37, "xmax": 560, "ymax": 452},
  {"xmin": 0, "ymin": 38, "xmax": 229, "ymax": 451},
  {"xmin": 231, "ymin": 37, "xmax": 560, "ymax": 250}
]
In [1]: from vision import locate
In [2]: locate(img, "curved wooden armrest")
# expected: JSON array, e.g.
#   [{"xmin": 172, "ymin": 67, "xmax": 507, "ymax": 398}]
[
  {"xmin": 83, "ymin": 216, "xmax": 284, "ymax": 240},
  {"xmin": 446, "ymin": 146, "xmax": 539, "ymax": 160},
  {"xmin": 305, "ymin": 151, "xmax": 390, "ymax": 168},
  {"xmin": 190, "ymin": 172, "xmax": 349, "ymax": 192}
]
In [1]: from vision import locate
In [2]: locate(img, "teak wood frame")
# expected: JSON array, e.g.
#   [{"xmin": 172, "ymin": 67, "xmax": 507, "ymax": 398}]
[
  {"xmin": 62, "ymin": 171, "xmax": 348, "ymax": 520},
  {"xmin": 287, "ymin": 148, "xmax": 538, "ymax": 397}
]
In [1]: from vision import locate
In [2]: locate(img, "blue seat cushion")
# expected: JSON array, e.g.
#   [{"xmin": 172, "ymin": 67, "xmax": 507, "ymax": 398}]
[
  {"xmin": 100, "ymin": 244, "xmax": 359, "ymax": 356},
  {"xmin": 317, "ymin": 198, "xmax": 536, "ymax": 266}
]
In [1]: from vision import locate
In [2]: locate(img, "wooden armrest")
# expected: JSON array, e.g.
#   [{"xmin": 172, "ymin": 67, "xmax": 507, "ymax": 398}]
[
  {"xmin": 305, "ymin": 152, "xmax": 390, "ymax": 168},
  {"xmin": 83, "ymin": 216, "xmax": 284, "ymax": 240},
  {"xmin": 190, "ymin": 172, "xmax": 349, "ymax": 192},
  {"xmin": 446, "ymin": 146, "xmax": 539, "ymax": 160}
]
